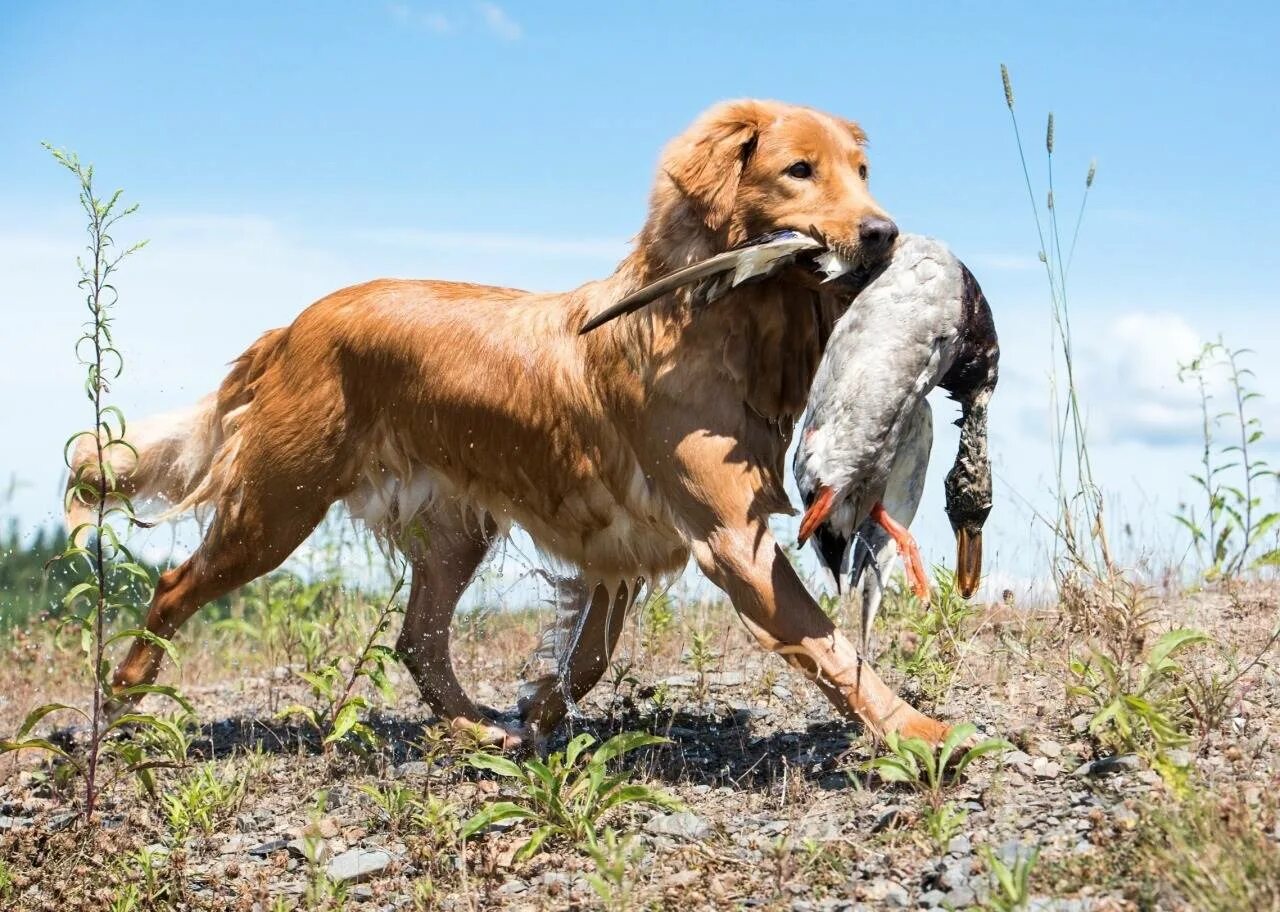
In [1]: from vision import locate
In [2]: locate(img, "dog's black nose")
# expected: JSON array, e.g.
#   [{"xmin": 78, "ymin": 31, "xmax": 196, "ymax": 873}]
[{"xmin": 859, "ymin": 217, "xmax": 899, "ymax": 253}]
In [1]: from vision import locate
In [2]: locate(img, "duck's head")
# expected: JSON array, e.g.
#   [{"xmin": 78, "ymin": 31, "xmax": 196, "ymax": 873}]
[{"xmin": 940, "ymin": 263, "xmax": 999, "ymax": 599}]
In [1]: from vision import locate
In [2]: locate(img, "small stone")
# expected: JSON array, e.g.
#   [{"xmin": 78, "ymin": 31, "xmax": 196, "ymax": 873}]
[
  {"xmin": 392, "ymin": 761, "xmax": 434, "ymax": 780},
  {"xmin": 248, "ymin": 838, "xmax": 291, "ymax": 857},
  {"xmin": 326, "ymin": 847, "xmax": 395, "ymax": 883},
  {"xmin": 1003, "ymin": 749, "xmax": 1033, "ymax": 767},
  {"xmin": 1072, "ymin": 754, "xmax": 1139, "ymax": 777},
  {"xmin": 945, "ymin": 885, "xmax": 976, "ymax": 908},
  {"xmin": 1035, "ymin": 739, "xmax": 1063, "ymax": 759},
  {"xmin": 47, "ymin": 812, "xmax": 77, "ymax": 832},
  {"xmin": 497, "ymin": 879, "xmax": 528, "ymax": 894},
  {"xmin": 946, "ymin": 835, "xmax": 971, "ymax": 856},
  {"xmin": 881, "ymin": 882, "xmax": 909, "ymax": 908},
  {"xmin": 1032, "ymin": 757, "xmax": 1062, "ymax": 779},
  {"xmin": 919, "ymin": 889, "xmax": 946, "ymax": 907},
  {"xmin": 0, "ymin": 815, "xmax": 29, "ymax": 830},
  {"xmin": 664, "ymin": 870, "xmax": 701, "ymax": 888},
  {"xmin": 644, "ymin": 811, "xmax": 711, "ymax": 840},
  {"xmin": 1162, "ymin": 749, "xmax": 1193, "ymax": 769},
  {"xmin": 288, "ymin": 837, "xmax": 331, "ymax": 862},
  {"xmin": 872, "ymin": 807, "xmax": 906, "ymax": 833}
]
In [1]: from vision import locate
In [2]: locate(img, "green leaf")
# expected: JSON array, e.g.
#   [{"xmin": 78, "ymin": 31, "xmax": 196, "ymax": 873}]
[
  {"xmin": 15, "ymin": 702, "xmax": 87, "ymax": 739},
  {"xmin": 593, "ymin": 732, "xmax": 668, "ymax": 765},
  {"xmin": 563, "ymin": 732, "xmax": 596, "ymax": 768},
  {"xmin": 467, "ymin": 752, "xmax": 524, "ymax": 779},
  {"xmin": 325, "ymin": 701, "xmax": 361, "ymax": 744},
  {"xmin": 111, "ymin": 684, "xmax": 194, "ymax": 713},
  {"xmin": 952, "ymin": 739, "xmax": 1013, "ymax": 781},
  {"xmin": 1145, "ymin": 629, "xmax": 1209, "ymax": 678},
  {"xmin": 515, "ymin": 825, "xmax": 555, "ymax": 862},
  {"xmin": 460, "ymin": 802, "xmax": 536, "ymax": 839},
  {"xmin": 938, "ymin": 722, "xmax": 977, "ymax": 772}
]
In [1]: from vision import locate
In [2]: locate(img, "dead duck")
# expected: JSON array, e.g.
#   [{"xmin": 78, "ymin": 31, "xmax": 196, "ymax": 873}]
[{"xmin": 793, "ymin": 233, "xmax": 999, "ymax": 650}]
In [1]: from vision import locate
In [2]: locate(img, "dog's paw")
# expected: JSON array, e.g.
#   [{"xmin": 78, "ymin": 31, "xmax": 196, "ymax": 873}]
[{"xmin": 449, "ymin": 717, "xmax": 529, "ymax": 753}]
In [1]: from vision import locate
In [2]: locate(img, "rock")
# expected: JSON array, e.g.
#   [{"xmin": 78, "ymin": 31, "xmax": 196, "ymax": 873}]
[
  {"xmin": 47, "ymin": 812, "xmax": 77, "ymax": 832},
  {"xmin": 1070, "ymin": 713, "xmax": 1092, "ymax": 734},
  {"xmin": 496, "ymin": 879, "xmax": 527, "ymax": 895},
  {"xmin": 1035, "ymin": 739, "xmax": 1063, "ymax": 759},
  {"xmin": 881, "ymin": 882, "xmax": 910, "ymax": 908},
  {"xmin": 1002, "ymin": 749, "xmax": 1033, "ymax": 767},
  {"xmin": 1162, "ymin": 749, "xmax": 1193, "ymax": 768},
  {"xmin": 1032, "ymin": 757, "xmax": 1062, "ymax": 779},
  {"xmin": 0, "ymin": 815, "xmax": 29, "ymax": 830},
  {"xmin": 248, "ymin": 838, "xmax": 291, "ymax": 857},
  {"xmin": 1112, "ymin": 805, "xmax": 1138, "ymax": 830},
  {"xmin": 919, "ymin": 889, "xmax": 946, "ymax": 907},
  {"xmin": 288, "ymin": 837, "xmax": 331, "ymax": 862},
  {"xmin": 871, "ymin": 807, "xmax": 906, "ymax": 833},
  {"xmin": 644, "ymin": 811, "xmax": 711, "ymax": 840},
  {"xmin": 664, "ymin": 869, "xmax": 701, "ymax": 888},
  {"xmin": 392, "ymin": 761, "xmax": 434, "ymax": 780},
  {"xmin": 945, "ymin": 885, "xmax": 976, "ymax": 908},
  {"xmin": 1072, "ymin": 754, "xmax": 1139, "ymax": 777},
  {"xmin": 326, "ymin": 847, "xmax": 395, "ymax": 883},
  {"xmin": 946, "ymin": 835, "xmax": 971, "ymax": 857}
]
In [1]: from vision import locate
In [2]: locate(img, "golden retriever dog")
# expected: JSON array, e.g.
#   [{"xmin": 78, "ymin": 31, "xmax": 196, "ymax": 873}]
[{"xmin": 69, "ymin": 99, "xmax": 950, "ymax": 747}]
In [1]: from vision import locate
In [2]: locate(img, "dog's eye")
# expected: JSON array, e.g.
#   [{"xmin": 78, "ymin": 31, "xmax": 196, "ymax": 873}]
[
  {"xmin": 859, "ymin": 164, "xmax": 868, "ymax": 181},
  {"xmin": 785, "ymin": 161, "xmax": 813, "ymax": 180}
]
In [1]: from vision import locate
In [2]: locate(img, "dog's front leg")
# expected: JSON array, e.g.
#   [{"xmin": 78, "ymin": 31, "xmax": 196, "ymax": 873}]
[{"xmin": 690, "ymin": 525, "xmax": 949, "ymax": 743}]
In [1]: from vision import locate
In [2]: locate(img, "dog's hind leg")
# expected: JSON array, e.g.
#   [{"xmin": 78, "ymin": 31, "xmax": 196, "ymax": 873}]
[
  {"xmin": 516, "ymin": 579, "xmax": 636, "ymax": 738},
  {"xmin": 111, "ymin": 455, "xmax": 336, "ymax": 700},
  {"xmin": 396, "ymin": 511, "xmax": 523, "ymax": 747}
]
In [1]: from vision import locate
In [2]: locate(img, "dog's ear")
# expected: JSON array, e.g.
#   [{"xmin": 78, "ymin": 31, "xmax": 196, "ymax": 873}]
[
  {"xmin": 662, "ymin": 100, "xmax": 767, "ymax": 232},
  {"xmin": 844, "ymin": 119, "xmax": 868, "ymax": 146}
]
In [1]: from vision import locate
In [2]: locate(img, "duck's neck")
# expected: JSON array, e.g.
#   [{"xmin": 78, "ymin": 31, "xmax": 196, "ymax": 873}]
[{"xmin": 945, "ymin": 390, "xmax": 993, "ymax": 525}]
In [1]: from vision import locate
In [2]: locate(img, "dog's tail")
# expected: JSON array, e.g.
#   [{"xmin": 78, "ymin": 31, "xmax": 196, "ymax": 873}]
[{"xmin": 65, "ymin": 327, "xmax": 289, "ymax": 544}]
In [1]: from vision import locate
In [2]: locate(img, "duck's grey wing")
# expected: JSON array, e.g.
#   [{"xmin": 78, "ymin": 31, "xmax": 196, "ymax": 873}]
[{"xmin": 578, "ymin": 232, "xmax": 820, "ymax": 334}]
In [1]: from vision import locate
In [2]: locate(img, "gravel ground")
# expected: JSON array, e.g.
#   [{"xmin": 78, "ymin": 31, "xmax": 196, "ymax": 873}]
[{"xmin": 1, "ymin": 580, "xmax": 1277, "ymax": 911}]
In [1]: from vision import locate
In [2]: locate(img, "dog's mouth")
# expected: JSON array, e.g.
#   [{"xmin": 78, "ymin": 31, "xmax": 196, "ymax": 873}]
[{"xmin": 795, "ymin": 225, "xmax": 894, "ymax": 293}]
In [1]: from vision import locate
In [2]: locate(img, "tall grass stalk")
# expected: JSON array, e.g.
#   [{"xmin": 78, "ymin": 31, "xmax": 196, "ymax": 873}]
[{"xmin": 999, "ymin": 64, "xmax": 1108, "ymax": 578}]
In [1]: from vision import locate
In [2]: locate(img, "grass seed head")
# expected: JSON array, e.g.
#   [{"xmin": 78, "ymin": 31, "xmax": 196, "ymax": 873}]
[
  {"xmin": 1046, "ymin": 112, "xmax": 1055, "ymax": 153},
  {"xmin": 1001, "ymin": 64, "xmax": 1014, "ymax": 108}
]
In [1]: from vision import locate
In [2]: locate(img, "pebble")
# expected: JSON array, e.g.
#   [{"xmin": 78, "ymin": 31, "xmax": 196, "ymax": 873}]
[
  {"xmin": 1035, "ymin": 739, "xmax": 1063, "ymax": 759},
  {"xmin": 946, "ymin": 835, "xmax": 971, "ymax": 856},
  {"xmin": 392, "ymin": 760, "xmax": 434, "ymax": 780},
  {"xmin": 326, "ymin": 847, "xmax": 395, "ymax": 883},
  {"xmin": 644, "ymin": 810, "xmax": 711, "ymax": 840},
  {"xmin": 1032, "ymin": 757, "xmax": 1062, "ymax": 779},
  {"xmin": 945, "ymin": 885, "xmax": 976, "ymax": 908},
  {"xmin": 1072, "ymin": 754, "xmax": 1139, "ymax": 777}
]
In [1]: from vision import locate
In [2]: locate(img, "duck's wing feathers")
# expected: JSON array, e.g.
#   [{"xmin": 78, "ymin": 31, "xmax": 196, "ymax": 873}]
[{"xmin": 579, "ymin": 231, "xmax": 821, "ymax": 334}]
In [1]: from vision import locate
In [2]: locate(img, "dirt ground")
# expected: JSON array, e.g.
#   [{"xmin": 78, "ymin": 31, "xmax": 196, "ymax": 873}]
[{"xmin": 1, "ymin": 574, "xmax": 1277, "ymax": 911}]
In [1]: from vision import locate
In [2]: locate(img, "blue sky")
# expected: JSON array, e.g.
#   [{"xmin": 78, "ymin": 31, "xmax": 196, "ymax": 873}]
[{"xmin": 2, "ymin": 2, "xmax": 1278, "ymax": 594}]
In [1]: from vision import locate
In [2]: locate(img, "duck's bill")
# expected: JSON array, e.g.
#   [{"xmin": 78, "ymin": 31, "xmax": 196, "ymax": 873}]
[
  {"xmin": 579, "ymin": 230, "xmax": 823, "ymax": 334},
  {"xmin": 955, "ymin": 528, "xmax": 982, "ymax": 598}
]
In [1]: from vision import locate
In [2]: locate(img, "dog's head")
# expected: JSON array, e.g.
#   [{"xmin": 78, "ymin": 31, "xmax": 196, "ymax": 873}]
[{"xmin": 650, "ymin": 99, "xmax": 897, "ymax": 272}]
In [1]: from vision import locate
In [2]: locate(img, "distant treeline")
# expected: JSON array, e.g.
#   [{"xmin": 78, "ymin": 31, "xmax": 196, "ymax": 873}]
[{"xmin": 0, "ymin": 519, "xmax": 160, "ymax": 635}]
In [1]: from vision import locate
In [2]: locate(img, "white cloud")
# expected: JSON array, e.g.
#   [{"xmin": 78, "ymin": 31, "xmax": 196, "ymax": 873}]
[
  {"xmin": 1079, "ymin": 311, "xmax": 1208, "ymax": 446},
  {"xmin": 387, "ymin": 3, "xmax": 451, "ymax": 33},
  {"xmin": 477, "ymin": 2, "xmax": 522, "ymax": 40}
]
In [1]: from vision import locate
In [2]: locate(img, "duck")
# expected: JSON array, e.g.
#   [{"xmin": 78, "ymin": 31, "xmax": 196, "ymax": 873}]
[
  {"xmin": 576, "ymin": 229, "xmax": 998, "ymax": 653},
  {"xmin": 793, "ymin": 233, "xmax": 999, "ymax": 650}
]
